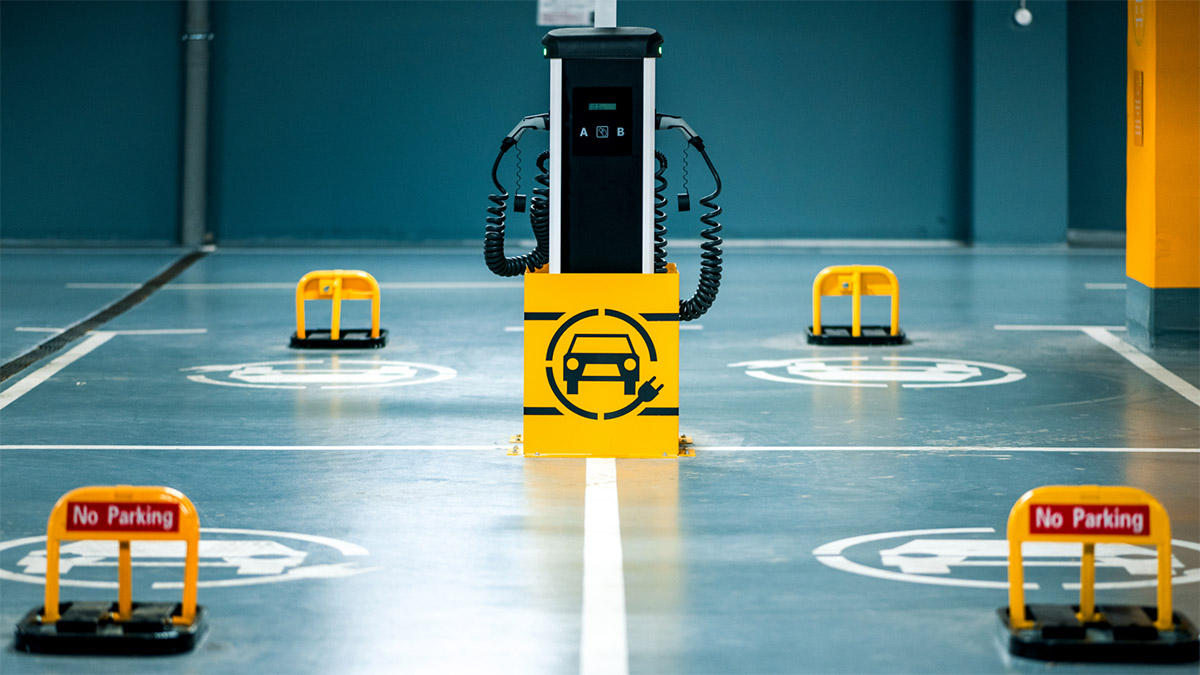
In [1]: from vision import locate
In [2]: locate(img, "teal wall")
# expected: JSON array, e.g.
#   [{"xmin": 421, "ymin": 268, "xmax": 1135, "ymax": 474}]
[
  {"xmin": 0, "ymin": 1, "xmax": 182, "ymax": 244},
  {"xmin": 0, "ymin": 0, "xmax": 1127, "ymax": 245},
  {"xmin": 210, "ymin": 0, "xmax": 967, "ymax": 243},
  {"xmin": 208, "ymin": 1, "xmax": 551, "ymax": 243}
]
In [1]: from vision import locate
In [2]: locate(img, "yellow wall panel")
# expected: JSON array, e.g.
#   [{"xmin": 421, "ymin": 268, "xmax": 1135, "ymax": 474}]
[{"xmin": 1127, "ymin": 0, "xmax": 1200, "ymax": 289}]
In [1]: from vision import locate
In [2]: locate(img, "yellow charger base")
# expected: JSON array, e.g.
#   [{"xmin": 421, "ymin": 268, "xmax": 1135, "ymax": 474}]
[{"xmin": 523, "ymin": 271, "xmax": 679, "ymax": 458}]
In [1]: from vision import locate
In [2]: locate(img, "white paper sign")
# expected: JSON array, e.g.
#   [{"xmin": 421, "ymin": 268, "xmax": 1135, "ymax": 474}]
[{"xmin": 538, "ymin": 0, "xmax": 593, "ymax": 26}]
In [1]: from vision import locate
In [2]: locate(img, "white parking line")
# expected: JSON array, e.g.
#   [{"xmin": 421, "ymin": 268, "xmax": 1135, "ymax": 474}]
[
  {"xmin": 699, "ymin": 446, "xmax": 1198, "ymax": 453},
  {"xmin": 0, "ymin": 444, "xmax": 501, "ymax": 450},
  {"xmin": 994, "ymin": 324, "xmax": 1126, "ymax": 331},
  {"xmin": 992, "ymin": 324, "xmax": 1196, "ymax": 406},
  {"xmin": 16, "ymin": 327, "xmax": 207, "ymax": 336},
  {"xmin": 580, "ymin": 457, "xmax": 628, "ymax": 675},
  {"xmin": 1, "ymin": 445, "xmax": 1195, "ymax": 453},
  {"xmin": 0, "ymin": 332, "xmax": 115, "ymax": 411},
  {"xmin": 67, "ymin": 282, "xmax": 520, "ymax": 290},
  {"xmin": 1082, "ymin": 327, "xmax": 1200, "ymax": 407}
]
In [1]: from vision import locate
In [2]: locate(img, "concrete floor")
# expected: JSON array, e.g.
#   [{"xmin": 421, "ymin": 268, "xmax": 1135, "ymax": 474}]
[{"xmin": 1, "ymin": 246, "xmax": 1197, "ymax": 673}]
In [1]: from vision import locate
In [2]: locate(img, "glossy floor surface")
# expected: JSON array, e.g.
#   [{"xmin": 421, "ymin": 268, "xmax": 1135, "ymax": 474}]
[{"xmin": 1, "ymin": 246, "xmax": 1197, "ymax": 673}]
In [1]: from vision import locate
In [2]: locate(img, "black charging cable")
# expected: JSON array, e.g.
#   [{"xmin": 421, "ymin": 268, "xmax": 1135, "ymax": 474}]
[
  {"xmin": 657, "ymin": 114, "xmax": 724, "ymax": 321},
  {"xmin": 653, "ymin": 150, "xmax": 669, "ymax": 273},
  {"xmin": 485, "ymin": 112, "xmax": 723, "ymax": 322},
  {"xmin": 485, "ymin": 115, "xmax": 550, "ymax": 277}
]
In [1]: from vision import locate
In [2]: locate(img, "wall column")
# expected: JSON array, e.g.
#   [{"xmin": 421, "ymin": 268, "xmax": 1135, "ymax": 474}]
[{"xmin": 1126, "ymin": 0, "xmax": 1200, "ymax": 350}]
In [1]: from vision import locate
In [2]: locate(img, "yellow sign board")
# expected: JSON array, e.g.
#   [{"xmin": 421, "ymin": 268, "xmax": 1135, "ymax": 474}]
[{"xmin": 524, "ymin": 272, "xmax": 679, "ymax": 457}]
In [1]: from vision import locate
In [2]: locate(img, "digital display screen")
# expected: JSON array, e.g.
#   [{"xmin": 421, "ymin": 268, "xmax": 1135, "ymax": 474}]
[{"xmin": 572, "ymin": 87, "xmax": 633, "ymax": 157}]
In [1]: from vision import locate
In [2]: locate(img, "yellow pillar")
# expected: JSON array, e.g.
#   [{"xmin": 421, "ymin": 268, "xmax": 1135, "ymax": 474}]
[{"xmin": 1126, "ymin": 0, "xmax": 1200, "ymax": 350}]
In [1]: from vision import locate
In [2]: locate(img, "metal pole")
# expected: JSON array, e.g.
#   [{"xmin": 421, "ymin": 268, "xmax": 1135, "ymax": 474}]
[
  {"xmin": 181, "ymin": 0, "xmax": 212, "ymax": 247},
  {"xmin": 117, "ymin": 540, "xmax": 133, "ymax": 621},
  {"xmin": 594, "ymin": 0, "xmax": 616, "ymax": 28}
]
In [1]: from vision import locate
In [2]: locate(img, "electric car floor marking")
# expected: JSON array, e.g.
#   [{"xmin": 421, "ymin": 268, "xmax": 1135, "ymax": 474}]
[
  {"xmin": 183, "ymin": 360, "xmax": 457, "ymax": 391},
  {"xmin": 0, "ymin": 528, "xmax": 378, "ymax": 590},
  {"xmin": 730, "ymin": 357, "xmax": 1025, "ymax": 388},
  {"xmin": 1083, "ymin": 327, "xmax": 1200, "ymax": 406},
  {"xmin": 814, "ymin": 528, "xmax": 1200, "ymax": 590},
  {"xmin": 581, "ymin": 458, "xmax": 629, "ymax": 675},
  {"xmin": 0, "ymin": 332, "xmax": 115, "ymax": 411}
]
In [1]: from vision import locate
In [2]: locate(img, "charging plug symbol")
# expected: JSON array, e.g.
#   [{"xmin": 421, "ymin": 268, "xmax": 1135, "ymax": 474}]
[
  {"xmin": 636, "ymin": 376, "xmax": 663, "ymax": 403},
  {"xmin": 604, "ymin": 376, "xmax": 665, "ymax": 420}
]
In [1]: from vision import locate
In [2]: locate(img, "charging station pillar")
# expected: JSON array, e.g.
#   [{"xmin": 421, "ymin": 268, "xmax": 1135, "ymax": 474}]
[
  {"xmin": 545, "ymin": 27, "xmax": 661, "ymax": 274},
  {"xmin": 522, "ymin": 28, "xmax": 680, "ymax": 458}
]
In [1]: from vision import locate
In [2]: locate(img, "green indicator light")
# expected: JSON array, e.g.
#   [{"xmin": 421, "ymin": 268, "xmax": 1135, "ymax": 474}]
[
  {"xmin": 543, "ymin": 47, "xmax": 548, "ymax": 56},
  {"xmin": 588, "ymin": 103, "xmax": 617, "ymax": 111},
  {"xmin": 658, "ymin": 46, "xmax": 663, "ymax": 55}
]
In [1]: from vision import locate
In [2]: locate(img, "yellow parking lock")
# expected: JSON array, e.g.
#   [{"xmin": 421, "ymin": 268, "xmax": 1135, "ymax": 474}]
[
  {"xmin": 807, "ymin": 265, "xmax": 904, "ymax": 345},
  {"xmin": 15, "ymin": 485, "xmax": 208, "ymax": 654},
  {"xmin": 291, "ymin": 269, "xmax": 387, "ymax": 349},
  {"xmin": 999, "ymin": 485, "xmax": 1199, "ymax": 662}
]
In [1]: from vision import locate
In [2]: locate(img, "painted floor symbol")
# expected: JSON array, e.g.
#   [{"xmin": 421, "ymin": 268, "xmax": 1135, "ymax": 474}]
[
  {"xmin": 790, "ymin": 361, "xmax": 980, "ymax": 383},
  {"xmin": 731, "ymin": 357, "xmax": 1025, "ymax": 388},
  {"xmin": 0, "ymin": 528, "xmax": 379, "ymax": 589},
  {"xmin": 814, "ymin": 527, "xmax": 1200, "ymax": 590},
  {"xmin": 18, "ymin": 539, "xmax": 308, "ymax": 576},
  {"xmin": 184, "ymin": 359, "xmax": 456, "ymax": 390},
  {"xmin": 879, "ymin": 539, "xmax": 1183, "ymax": 576},
  {"xmin": 231, "ymin": 363, "xmax": 417, "ymax": 385}
]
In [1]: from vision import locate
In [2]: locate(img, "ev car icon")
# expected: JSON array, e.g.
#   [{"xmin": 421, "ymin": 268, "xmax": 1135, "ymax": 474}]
[
  {"xmin": 18, "ymin": 539, "xmax": 309, "ymax": 576},
  {"xmin": 563, "ymin": 334, "xmax": 640, "ymax": 395}
]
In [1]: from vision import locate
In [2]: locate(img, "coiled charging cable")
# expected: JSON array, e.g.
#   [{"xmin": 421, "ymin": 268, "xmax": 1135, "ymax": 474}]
[
  {"xmin": 485, "ymin": 112, "xmax": 723, "ymax": 322},
  {"xmin": 485, "ymin": 115, "xmax": 550, "ymax": 276},
  {"xmin": 657, "ymin": 114, "xmax": 723, "ymax": 321}
]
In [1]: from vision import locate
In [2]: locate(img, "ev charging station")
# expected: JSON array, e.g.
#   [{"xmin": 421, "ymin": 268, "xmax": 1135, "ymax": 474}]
[{"xmin": 485, "ymin": 7, "xmax": 723, "ymax": 457}]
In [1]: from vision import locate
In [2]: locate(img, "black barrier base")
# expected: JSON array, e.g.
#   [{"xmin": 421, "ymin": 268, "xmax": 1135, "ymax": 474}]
[
  {"xmin": 999, "ymin": 605, "xmax": 1199, "ymax": 663},
  {"xmin": 806, "ymin": 325, "xmax": 905, "ymax": 345},
  {"xmin": 14, "ymin": 602, "xmax": 208, "ymax": 655},
  {"xmin": 290, "ymin": 328, "xmax": 387, "ymax": 349}
]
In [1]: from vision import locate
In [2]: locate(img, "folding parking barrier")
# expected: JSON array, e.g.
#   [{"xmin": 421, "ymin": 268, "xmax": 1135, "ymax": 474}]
[
  {"xmin": 1000, "ymin": 485, "xmax": 1198, "ymax": 663},
  {"xmin": 14, "ymin": 485, "xmax": 208, "ymax": 655},
  {"xmin": 291, "ymin": 269, "xmax": 388, "ymax": 348},
  {"xmin": 807, "ymin": 265, "xmax": 905, "ymax": 345}
]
